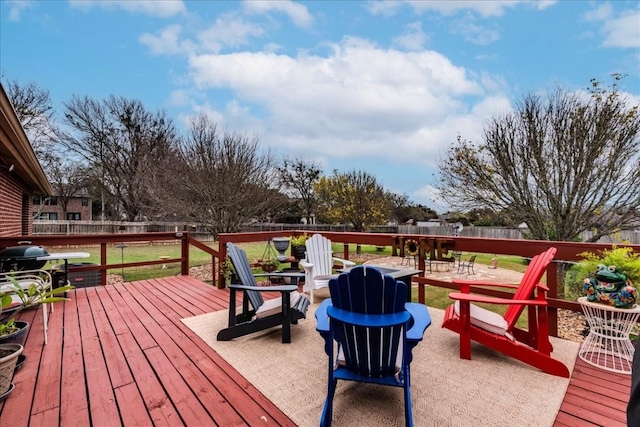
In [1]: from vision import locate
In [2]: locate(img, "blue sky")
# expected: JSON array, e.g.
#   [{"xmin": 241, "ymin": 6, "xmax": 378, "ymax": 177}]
[{"xmin": 1, "ymin": 0, "xmax": 639, "ymax": 211}]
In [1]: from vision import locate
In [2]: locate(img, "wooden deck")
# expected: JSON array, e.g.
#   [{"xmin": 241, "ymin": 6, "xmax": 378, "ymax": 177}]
[{"xmin": 0, "ymin": 276, "xmax": 632, "ymax": 426}]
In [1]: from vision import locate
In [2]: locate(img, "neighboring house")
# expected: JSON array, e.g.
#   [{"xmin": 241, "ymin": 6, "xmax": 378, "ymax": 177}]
[
  {"xmin": 0, "ymin": 82, "xmax": 52, "ymax": 237},
  {"xmin": 33, "ymin": 192, "xmax": 93, "ymax": 221}
]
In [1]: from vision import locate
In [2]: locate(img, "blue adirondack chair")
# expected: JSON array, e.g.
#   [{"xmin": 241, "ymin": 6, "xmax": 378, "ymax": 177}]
[
  {"xmin": 217, "ymin": 242, "xmax": 310, "ymax": 344},
  {"xmin": 315, "ymin": 266, "xmax": 431, "ymax": 426}
]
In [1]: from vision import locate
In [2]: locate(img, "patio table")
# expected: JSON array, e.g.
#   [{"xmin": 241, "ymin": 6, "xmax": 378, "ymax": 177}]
[
  {"xmin": 37, "ymin": 251, "xmax": 91, "ymax": 287},
  {"xmin": 578, "ymin": 297, "xmax": 640, "ymax": 374}
]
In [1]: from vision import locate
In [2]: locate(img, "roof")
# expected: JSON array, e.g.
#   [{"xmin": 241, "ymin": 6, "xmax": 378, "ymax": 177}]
[{"xmin": 0, "ymin": 82, "xmax": 52, "ymax": 195}]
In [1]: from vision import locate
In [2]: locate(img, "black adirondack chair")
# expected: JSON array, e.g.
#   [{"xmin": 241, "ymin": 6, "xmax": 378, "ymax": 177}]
[{"xmin": 217, "ymin": 242, "xmax": 310, "ymax": 343}]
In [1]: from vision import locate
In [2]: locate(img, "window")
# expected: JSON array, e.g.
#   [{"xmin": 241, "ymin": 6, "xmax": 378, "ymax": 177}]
[
  {"xmin": 35, "ymin": 212, "xmax": 58, "ymax": 221},
  {"xmin": 81, "ymin": 198, "xmax": 88, "ymax": 207},
  {"xmin": 33, "ymin": 195, "xmax": 41, "ymax": 205},
  {"xmin": 47, "ymin": 197, "xmax": 58, "ymax": 206},
  {"xmin": 67, "ymin": 213, "xmax": 81, "ymax": 221}
]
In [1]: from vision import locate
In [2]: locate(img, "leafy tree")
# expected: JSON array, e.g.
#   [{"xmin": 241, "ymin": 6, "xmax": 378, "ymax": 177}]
[
  {"xmin": 277, "ymin": 157, "xmax": 321, "ymax": 224},
  {"xmin": 315, "ymin": 169, "xmax": 390, "ymax": 232},
  {"xmin": 437, "ymin": 76, "xmax": 640, "ymax": 241},
  {"xmin": 60, "ymin": 95, "xmax": 179, "ymax": 221},
  {"xmin": 154, "ymin": 113, "xmax": 281, "ymax": 237}
]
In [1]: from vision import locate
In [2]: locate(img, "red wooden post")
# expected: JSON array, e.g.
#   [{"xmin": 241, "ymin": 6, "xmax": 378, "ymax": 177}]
[
  {"xmin": 181, "ymin": 232, "xmax": 189, "ymax": 276},
  {"xmin": 100, "ymin": 243, "xmax": 107, "ymax": 285}
]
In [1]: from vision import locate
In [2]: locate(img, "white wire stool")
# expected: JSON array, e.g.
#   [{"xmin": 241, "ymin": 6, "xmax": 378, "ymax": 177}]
[{"xmin": 578, "ymin": 297, "xmax": 640, "ymax": 374}]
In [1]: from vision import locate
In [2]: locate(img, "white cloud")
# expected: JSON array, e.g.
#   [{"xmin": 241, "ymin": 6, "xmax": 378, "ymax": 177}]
[
  {"xmin": 242, "ymin": 0, "xmax": 313, "ymax": 29},
  {"xmin": 6, "ymin": 0, "xmax": 33, "ymax": 21},
  {"xmin": 197, "ymin": 15, "xmax": 265, "ymax": 54},
  {"xmin": 186, "ymin": 37, "xmax": 509, "ymax": 174},
  {"xmin": 450, "ymin": 16, "xmax": 501, "ymax": 45},
  {"xmin": 405, "ymin": 0, "xmax": 524, "ymax": 17},
  {"xmin": 366, "ymin": 1, "xmax": 403, "ymax": 16},
  {"xmin": 68, "ymin": 0, "xmax": 186, "ymax": 18},
  {"xmin": 140, "ymin": 25, "xmax": 190, "ymax": 55},
  {"xmin": 583, "ymin": 4, "xmax": 640, "ymax": 49},
  {"xmin": 392, "ymin": 21, "xmax": 429, "ymax": 51}
]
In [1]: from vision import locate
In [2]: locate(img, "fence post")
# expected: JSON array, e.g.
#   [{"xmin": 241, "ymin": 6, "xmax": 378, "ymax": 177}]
[{"xmin": 181, "ymin": 232, "xmax": 189, "ymax": 276}]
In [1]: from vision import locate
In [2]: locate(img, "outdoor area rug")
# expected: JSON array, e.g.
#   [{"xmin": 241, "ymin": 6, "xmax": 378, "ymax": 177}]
[{"xmin": 181, "ymin": 302, "xmax": 579, "ymax": 427}]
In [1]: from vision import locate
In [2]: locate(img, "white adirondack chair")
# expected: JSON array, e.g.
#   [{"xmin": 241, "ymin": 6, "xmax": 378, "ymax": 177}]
[{"xmin": 299, "ymin": 234, "xmax": 355, "ymax": 304}]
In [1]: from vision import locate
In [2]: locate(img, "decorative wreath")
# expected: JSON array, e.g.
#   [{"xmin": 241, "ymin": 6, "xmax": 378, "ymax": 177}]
[{"xmin": 404, "ymin": 239, "xmax": 419, "ymax": 257}]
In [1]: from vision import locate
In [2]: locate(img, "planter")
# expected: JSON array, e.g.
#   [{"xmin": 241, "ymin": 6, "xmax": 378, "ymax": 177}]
[
  {"xmin": 272, "ymin": 238, "xmax": 291, "ymax": 261},
  {"xmin": 261, "ymin": 264, "xmax": 278, "ymax": 273},
  {"xmin": 0, "ymin": 321, "xmax": 30, "ymax": 347},
  {"xmin": 292, "ymin": 245, "xmax": 306, "ymax": 260},
  {"xmin": 0, "ymin": 343, "xmax": 23, "ymax": 396}
]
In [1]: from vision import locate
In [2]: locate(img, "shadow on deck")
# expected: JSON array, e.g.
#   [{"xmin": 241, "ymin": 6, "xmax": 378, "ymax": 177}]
[{"xmin": 0, "ymin": 276, "xmax": 630, "ymax": 426}]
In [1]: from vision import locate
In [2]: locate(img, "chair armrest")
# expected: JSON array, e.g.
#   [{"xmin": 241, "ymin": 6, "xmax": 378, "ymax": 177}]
[
  {"xmin": 299, "ymin": 260, "xmax": 313, "ymax": 268},
  {"xmin": 452, "ymin": 279, "xmax": 520, "ymax": 290},
  {"xmin": 405, "ymin": 303, "xmax": 431, "ymax": 342},
  {"xmin": 315, "ymin": 299, "xmax": 332, "ymax": 333},
  {"xmin": 332, "ymin": 257, "xmax": 356, "ymax": 268},
  {"xmin": 228, "ymin": 284, "xmax": 298, "ymax": 293},
  {"xmin": 448, "ymin": 292, "xmax": 547, "ymax": 306}
]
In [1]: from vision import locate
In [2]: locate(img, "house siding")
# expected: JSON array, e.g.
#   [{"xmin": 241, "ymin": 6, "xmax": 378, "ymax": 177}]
[{"xmin": 0, "ymin": 168, "xmax": 32, "ymax": 236}]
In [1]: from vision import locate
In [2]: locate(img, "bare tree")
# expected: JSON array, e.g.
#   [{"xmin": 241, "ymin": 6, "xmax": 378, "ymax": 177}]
[
  {"xmin": 155, "ymin": 114, "xmax": 281, "ymax": 237},
  {"xmin": 277, "ymin": 157, "xmax": 321, "ymax": 223},
  {"xmin": 47, "ymin": 158, "xmax": 89, "ymax": 217},
  {"xmin": 4, "ymin": 79, "xmax": 58, "ymax": 168},
  {"xmin": 60, "ymin": 95, "xmax": 179, "ymax": 221},
  {"xmin": 437, "ymin": 77, "xmax": 640, "ymax": 241}
]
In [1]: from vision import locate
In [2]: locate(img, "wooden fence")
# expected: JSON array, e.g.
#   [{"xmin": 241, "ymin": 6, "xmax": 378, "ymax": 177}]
[{"xmin": 33, "ymin": 221, "xmax": 640, "ymax": 244}]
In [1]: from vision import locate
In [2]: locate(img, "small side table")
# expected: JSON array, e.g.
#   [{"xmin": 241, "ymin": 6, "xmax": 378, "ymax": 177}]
[{"xmin": 578, "ymin": 297, "xmax": 640, "ymax": 374}]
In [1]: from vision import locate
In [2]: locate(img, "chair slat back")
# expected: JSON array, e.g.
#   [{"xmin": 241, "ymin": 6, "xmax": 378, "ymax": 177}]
[
  {"xmin": 503, "ymin": 247, "xmax": 557, "ymax": 328},
  {"xmin": 329, "ymin": 266, "xmax": 407, "ymax": 377},
  {"xmin": 305, "ymin": 234, "xmax": 333, "ymax": 276},
  {"xmin": 226, "ymin": 243, "xmax": 264, "ymax": 310}
]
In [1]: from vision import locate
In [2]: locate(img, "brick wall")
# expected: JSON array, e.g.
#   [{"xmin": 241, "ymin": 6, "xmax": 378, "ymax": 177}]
[{"xmin": 0, "ymin": 168, "xmax": 32, "ymax": 236}]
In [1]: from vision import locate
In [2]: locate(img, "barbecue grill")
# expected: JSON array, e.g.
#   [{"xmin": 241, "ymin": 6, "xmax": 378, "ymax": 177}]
[{"xmin": 0, "ymin": 244, "xmax": 49, "ymax": 273}]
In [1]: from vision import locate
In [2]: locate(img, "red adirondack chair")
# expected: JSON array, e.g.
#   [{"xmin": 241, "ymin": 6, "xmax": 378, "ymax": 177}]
[{"xmin": 442, "ymin": 247, "xmax": 570, "ymax": 377}]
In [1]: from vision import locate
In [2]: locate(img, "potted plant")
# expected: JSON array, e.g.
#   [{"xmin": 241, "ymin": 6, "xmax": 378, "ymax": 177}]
[
  {"xmin": 0, "ymin": 276, "xmax": 73, "ymax": 395},
  {"xmin": 289, "ymin": 234, "xmax": 309, "ymax": 260},
  {"xmin": 565, "ymin": 246, "xmax": 640, "ymax": 307},
  {"xmin": 260, "ymin": 259, "xmax": 281, "ymax": 273}
]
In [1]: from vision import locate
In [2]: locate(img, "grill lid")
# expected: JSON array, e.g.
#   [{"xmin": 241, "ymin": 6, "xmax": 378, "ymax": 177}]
[{"xmin": 0, "ymin": 244, "xmax": 49, "ymax": 272}]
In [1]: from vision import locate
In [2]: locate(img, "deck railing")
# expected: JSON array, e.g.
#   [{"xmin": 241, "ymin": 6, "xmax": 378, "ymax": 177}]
[{"xmin": 2, "ymin": 230, "xmax": 638, "ymax": 336}]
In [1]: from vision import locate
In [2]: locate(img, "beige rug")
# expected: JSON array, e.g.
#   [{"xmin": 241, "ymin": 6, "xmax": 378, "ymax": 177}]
[{"xmin": 182, "ymin": 299, "xmax": 579, "ymax": 427}]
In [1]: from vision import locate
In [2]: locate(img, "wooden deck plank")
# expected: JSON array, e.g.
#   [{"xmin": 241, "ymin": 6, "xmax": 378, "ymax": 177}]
[
  {"xmin": 87, "ymin": 286, "xmax": 134, "ymax": 389},
  {"xmin": 75, "ymin": 289, "xmax": 121, "ymax": 426},
  {"xmin": 31, "ymin": 302, "xmax": 64, "ymax": 415},
  {"xmin": 116, "ymin": 332, "xmax": 184, "ymax": 427},
  {"xmin": 144, "ymin": 345, "xmax": 216, "ymax": 426},
  {"xmin": 114, "ymin": 383, "xmax": 154, "ymax": 427},
  {"xmin": 116, "ymin": 281, "xmax": 250, "ymax": 426},
  {"xmin": 60, "ymin": 296, "xmax": 91, "ymax": 427},
  {"xmin": 103, "ymin": 285, "xmax": 158, "ymax": 350}
]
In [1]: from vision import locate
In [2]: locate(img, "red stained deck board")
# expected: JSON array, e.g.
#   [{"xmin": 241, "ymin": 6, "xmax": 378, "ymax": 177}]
[
  {"xmin": 554, "ymin": 412, "xmax": 602, "ymax": 427},
  {"xmin": 30, "ymin": 406, "xmax": 60, "ymax": 427},
  {"xmin": 115, "ymin": 332, "xmax": 183, "ymax": 427},
  {"xmin": 559, "ymin": 391, "xmax": 627, "ymax": 425},
  {"xmin": 145, "ymin": 277, "xmax": 212, "ymax": 316},
  {"xmin": 92, "ymin": 285, "xmax": 131, "ymax": 336},
  {"xmin": 31, "ymin": 303, "xmax": 64, "ymax": 415},
  {"xmin": 144, "ymin": 345, "xmax": 217, "ymax": 426},
  {"xmin": 120, "ymin": 280, "xmax": 294, "ymax": 426},
  {"xmin": 60, "ymin": 297, "xmax": 90, "ymax": 427},
  {"xmin": 103, "ymin": 285, "xmax": 158, "ymax": 350},
  {"xmin": 114, "ymin": 383, "xmax": 154, "ymax": 427},
  {"xmin": 85, "ymin": 287, "xmax": 134, "ymax": 389},
  {"xmin": 114, "ymin": 284, "xmax": 248, "ymax": 426}
]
